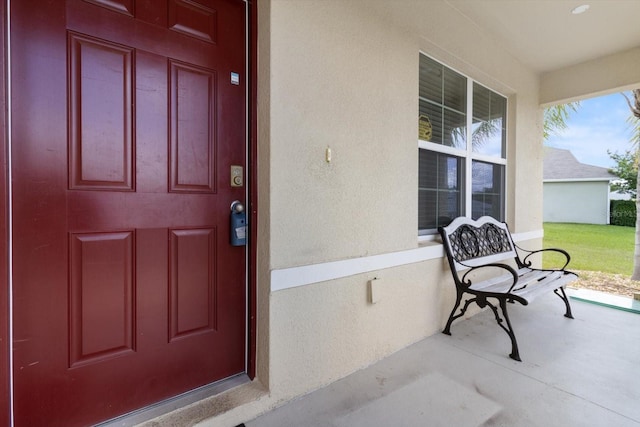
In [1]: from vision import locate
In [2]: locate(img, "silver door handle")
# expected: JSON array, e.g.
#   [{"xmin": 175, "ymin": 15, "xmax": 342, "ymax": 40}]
[{"xmin": 230, "ymin": 200, "xmax": 244, "ymax": 213}]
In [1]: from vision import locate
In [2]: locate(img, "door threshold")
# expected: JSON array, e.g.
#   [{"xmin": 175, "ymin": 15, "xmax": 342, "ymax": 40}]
[{"xmin": 97, "ymin": 373, "xmax": 251, "ymax": 427}]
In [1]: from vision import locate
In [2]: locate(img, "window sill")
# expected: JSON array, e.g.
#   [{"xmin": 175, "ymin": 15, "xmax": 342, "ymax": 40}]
[{"xmin": 418, "ymin": 234, "xmax": 440, "ymax": 244}]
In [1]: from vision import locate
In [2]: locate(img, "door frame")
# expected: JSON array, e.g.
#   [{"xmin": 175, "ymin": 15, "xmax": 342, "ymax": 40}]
[
  {"xmin": 247, "ymin": 0, "xmax": 258, "ymax": 381},
  {"xmin": 0, "ymin": 0, "xmax": 258, "ymax": 424},
  {"xmin": 0, "ymin": 0, "xmax": 10, "ymax": 425}
]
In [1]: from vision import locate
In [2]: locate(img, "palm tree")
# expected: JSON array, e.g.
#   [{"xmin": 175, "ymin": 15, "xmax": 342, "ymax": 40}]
[
  {"xmin": 543, "ymin": 102, "xmax": 580, "ymax": 141},
  {"xmin": 622, "ymin": 89, "xmax": 640, "ymax": 280}
]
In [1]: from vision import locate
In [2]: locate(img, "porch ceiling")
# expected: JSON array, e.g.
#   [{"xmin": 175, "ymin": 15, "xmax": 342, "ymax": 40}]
[{"xmin": 371, "ymin": 0, "xmax": 640, "ymax": 74}]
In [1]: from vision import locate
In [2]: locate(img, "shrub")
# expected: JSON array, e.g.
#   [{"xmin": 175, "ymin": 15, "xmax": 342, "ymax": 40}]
[{"xmin": 610, "ymin": 200, "xmax": 636, "ymax": 227}]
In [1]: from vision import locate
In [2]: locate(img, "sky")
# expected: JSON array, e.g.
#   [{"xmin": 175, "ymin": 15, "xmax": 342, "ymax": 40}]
[{"xmin": 545, "ymin": 92, "xmax": 635, "ymax": 169}]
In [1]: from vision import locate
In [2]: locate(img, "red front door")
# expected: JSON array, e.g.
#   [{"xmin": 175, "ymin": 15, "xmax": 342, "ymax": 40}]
[{"xmin": 11, "ymin": 1, "xmax": 247, "ymax": 425}]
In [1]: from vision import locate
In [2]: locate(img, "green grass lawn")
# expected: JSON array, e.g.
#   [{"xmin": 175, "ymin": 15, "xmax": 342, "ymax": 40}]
[{"xmin": 542, "ymin": 223, "xmax": 634, "ymax": 275}]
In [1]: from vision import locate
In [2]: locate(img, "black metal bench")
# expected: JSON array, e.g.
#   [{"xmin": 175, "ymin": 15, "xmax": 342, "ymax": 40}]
[{"xmin": 438, "ymin": 216, "xmax": 578, "ymax": 361}]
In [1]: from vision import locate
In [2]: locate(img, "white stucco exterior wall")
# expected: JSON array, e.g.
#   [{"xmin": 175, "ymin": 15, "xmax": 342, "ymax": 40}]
[
  {"xmin": 190, "ymin": 1, "xmax": 548, "ymax": 425},
  {"xmin": 543, "ymin": 181, "xmax": 611, "ymax": 224}
]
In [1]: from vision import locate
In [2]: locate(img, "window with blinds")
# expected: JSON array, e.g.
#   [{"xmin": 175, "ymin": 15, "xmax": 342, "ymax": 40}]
[{"xmin": 418, "ymin": 54, "xmax": 507, "ymax": 235}]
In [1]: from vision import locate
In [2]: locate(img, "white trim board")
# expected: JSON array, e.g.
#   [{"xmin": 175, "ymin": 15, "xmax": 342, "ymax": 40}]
[
  {"xmin": 270, "ymin": 229, "xmax": 544, "ymax": 292},
  {"xmin": 544, "ymin": 178, "xmax": 612, "ymax": 183}
]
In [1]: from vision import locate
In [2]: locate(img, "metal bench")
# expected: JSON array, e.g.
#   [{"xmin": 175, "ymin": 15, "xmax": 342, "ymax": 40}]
[{"xmin": 438, "ymin": 216, "xmax": 578, "ymax": 361}]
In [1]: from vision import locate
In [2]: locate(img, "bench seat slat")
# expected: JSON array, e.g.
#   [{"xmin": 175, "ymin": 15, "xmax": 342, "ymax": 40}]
[
  {"xmin": 468, "ymin": 268, "xmax": 557, "ymax": 292},
  {"xmin": 512, "ymin": 272, "xmax": 577, "ymax": 303},
  {"xmin": 468, "ymin": 268, "xmax": 577, "ymax": 303}
]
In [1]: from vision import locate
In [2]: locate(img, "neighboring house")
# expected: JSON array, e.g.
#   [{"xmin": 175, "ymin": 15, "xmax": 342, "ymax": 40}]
[
  {"xmin": 543, "ymin": 147, "xmax": 618, "ymax": 224},
  {"xmin": 610, "ymin": 180, "xmax": 634, "ymax": 201},
  {"xmin": 1, "ymin": 1, "xmax": 640, "ymax": 426}
]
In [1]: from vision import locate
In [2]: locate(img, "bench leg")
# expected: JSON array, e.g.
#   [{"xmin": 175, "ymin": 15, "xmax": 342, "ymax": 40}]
[
  {"xmin": 442, "ymin": 289, "xmax": 463, "ymax": 335},
  {"xmin": 444, "ymin": 292, "xmax": 523, "ymax": 361},
  {"xmin": 486, "ymin": 297, "xmax": 521, "ymax": 361},
  {"xmin": 554, "ymin": 287, "xmax": 574, "ymax": 319},
  {"xmin": 442, "ymin": 290, "xmax": 479, "ymax": 336},
  {"xmin": 500, "ymin": 299, "xmax": 521, "ymax": 361}
]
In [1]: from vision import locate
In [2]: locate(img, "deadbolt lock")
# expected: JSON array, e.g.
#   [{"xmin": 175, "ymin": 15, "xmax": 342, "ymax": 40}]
[{"xmin": 230, "ymin": 165, "xmax": 243, "ymax": 187}]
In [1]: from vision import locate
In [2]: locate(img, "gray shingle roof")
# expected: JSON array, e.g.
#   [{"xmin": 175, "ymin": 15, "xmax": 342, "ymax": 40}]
[{"xmin": 543, "ymin": 147, "xmax": 616, "ymax": 181}]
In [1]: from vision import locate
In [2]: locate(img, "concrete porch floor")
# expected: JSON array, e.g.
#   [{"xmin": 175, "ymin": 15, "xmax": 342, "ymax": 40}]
[{"xmin": 241, "ymin": 291, "xmax": 640, "ymax": 427}]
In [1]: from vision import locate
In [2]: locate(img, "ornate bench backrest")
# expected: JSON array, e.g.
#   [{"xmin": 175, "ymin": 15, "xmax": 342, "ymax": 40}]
[{"xmin": 439, "ymin": 216, "xmax": 517, "ymax": 271}]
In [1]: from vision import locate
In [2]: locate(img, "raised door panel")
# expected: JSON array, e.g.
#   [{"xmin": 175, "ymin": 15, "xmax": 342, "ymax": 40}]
[
  {"xmin": 169, "ymin": 60, "xmax": 217, "ymax": 193},
  {"xmin": 68, "ymin": 32, "xmax": 134, "ymax": 191},
  {"xmin": 169, "ymin": 228, "xmax": 217, "ymax": 340},
  {"xmin": 69, "ymin": 231, "xmax": 135, "ymax": 367},
  {"xmin": 84, "ymin": 0, "xmax": 134, "ymax": 16},
  {"xmin": 168, "ymin": 0, "xmax": 218, "ymax": 43}
]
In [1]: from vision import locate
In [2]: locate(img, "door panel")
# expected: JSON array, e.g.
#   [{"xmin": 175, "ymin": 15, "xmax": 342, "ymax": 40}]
[
  {"xmin": 69, "ymin": 231, "xmax": 135, "ymax": 367},
  {"xmin": 169, "ymin": 228, "xmax": 217, "ymax": 340},
  {"xmin": 68, "ymin": 31, "xmax": 134, "ymax": 191},
  {"xmin": 11, "ymin": 1, "xmax": 247, "ymax": 425},
  {"xmin": 169, "ymin": 60, "xmax": 217, "ymax": 193}
]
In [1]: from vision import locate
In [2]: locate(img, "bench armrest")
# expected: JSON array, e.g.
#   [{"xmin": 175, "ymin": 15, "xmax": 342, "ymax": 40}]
[
  {"xmin": 516, "ymin": 246, "xmax": 572, "ymax": 271},
  {"xmin": 461, "ymin": 262, "xmax": 519, "ymax": 292}
]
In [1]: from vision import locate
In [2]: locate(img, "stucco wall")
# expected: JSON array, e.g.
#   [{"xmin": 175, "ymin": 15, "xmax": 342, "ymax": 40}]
[
  {"xmin": 196, "ymin": 1, "xmax": 545, "ymax": 425},
  {"xmin": 540, "ymin": 46, "xmax": 640, "ymax": 105},
  {"xmin": 268, "ymin": 2, "xmax": 418, "ymax": 269},
  {"xmin": 259, "ymin": 0, "xmax": 542, "ymax": 417},
  {"xmin": 544, "ymin": 181, "xmax": 611, "ymax": 224},
  {"xmin": 268, "ymin": 0, "xmax": 543, "ymax": 271},
  {"xmin": 255, "ymin": 0, "xmax": 542, "ymax": 416}
]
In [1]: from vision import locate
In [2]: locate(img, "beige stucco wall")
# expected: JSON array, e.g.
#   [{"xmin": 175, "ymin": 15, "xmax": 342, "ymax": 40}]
[
  {"xmin": 540, "ymin": 46, "xmax": 640, "ymax": 105},
  {"xmin": 264, "ymin": 0, "xmax": 541, "ymax": 402},
  {"xmin": 268, "ymin": 1, "xmax": 418, "ymax": 269},
  {"xmin": 192, "ymin": 1, "xmax": 546, "ymax": 426},
  {"xmin": 267, "ymin": 261, "xmax": 452, "ymax": 398}
]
